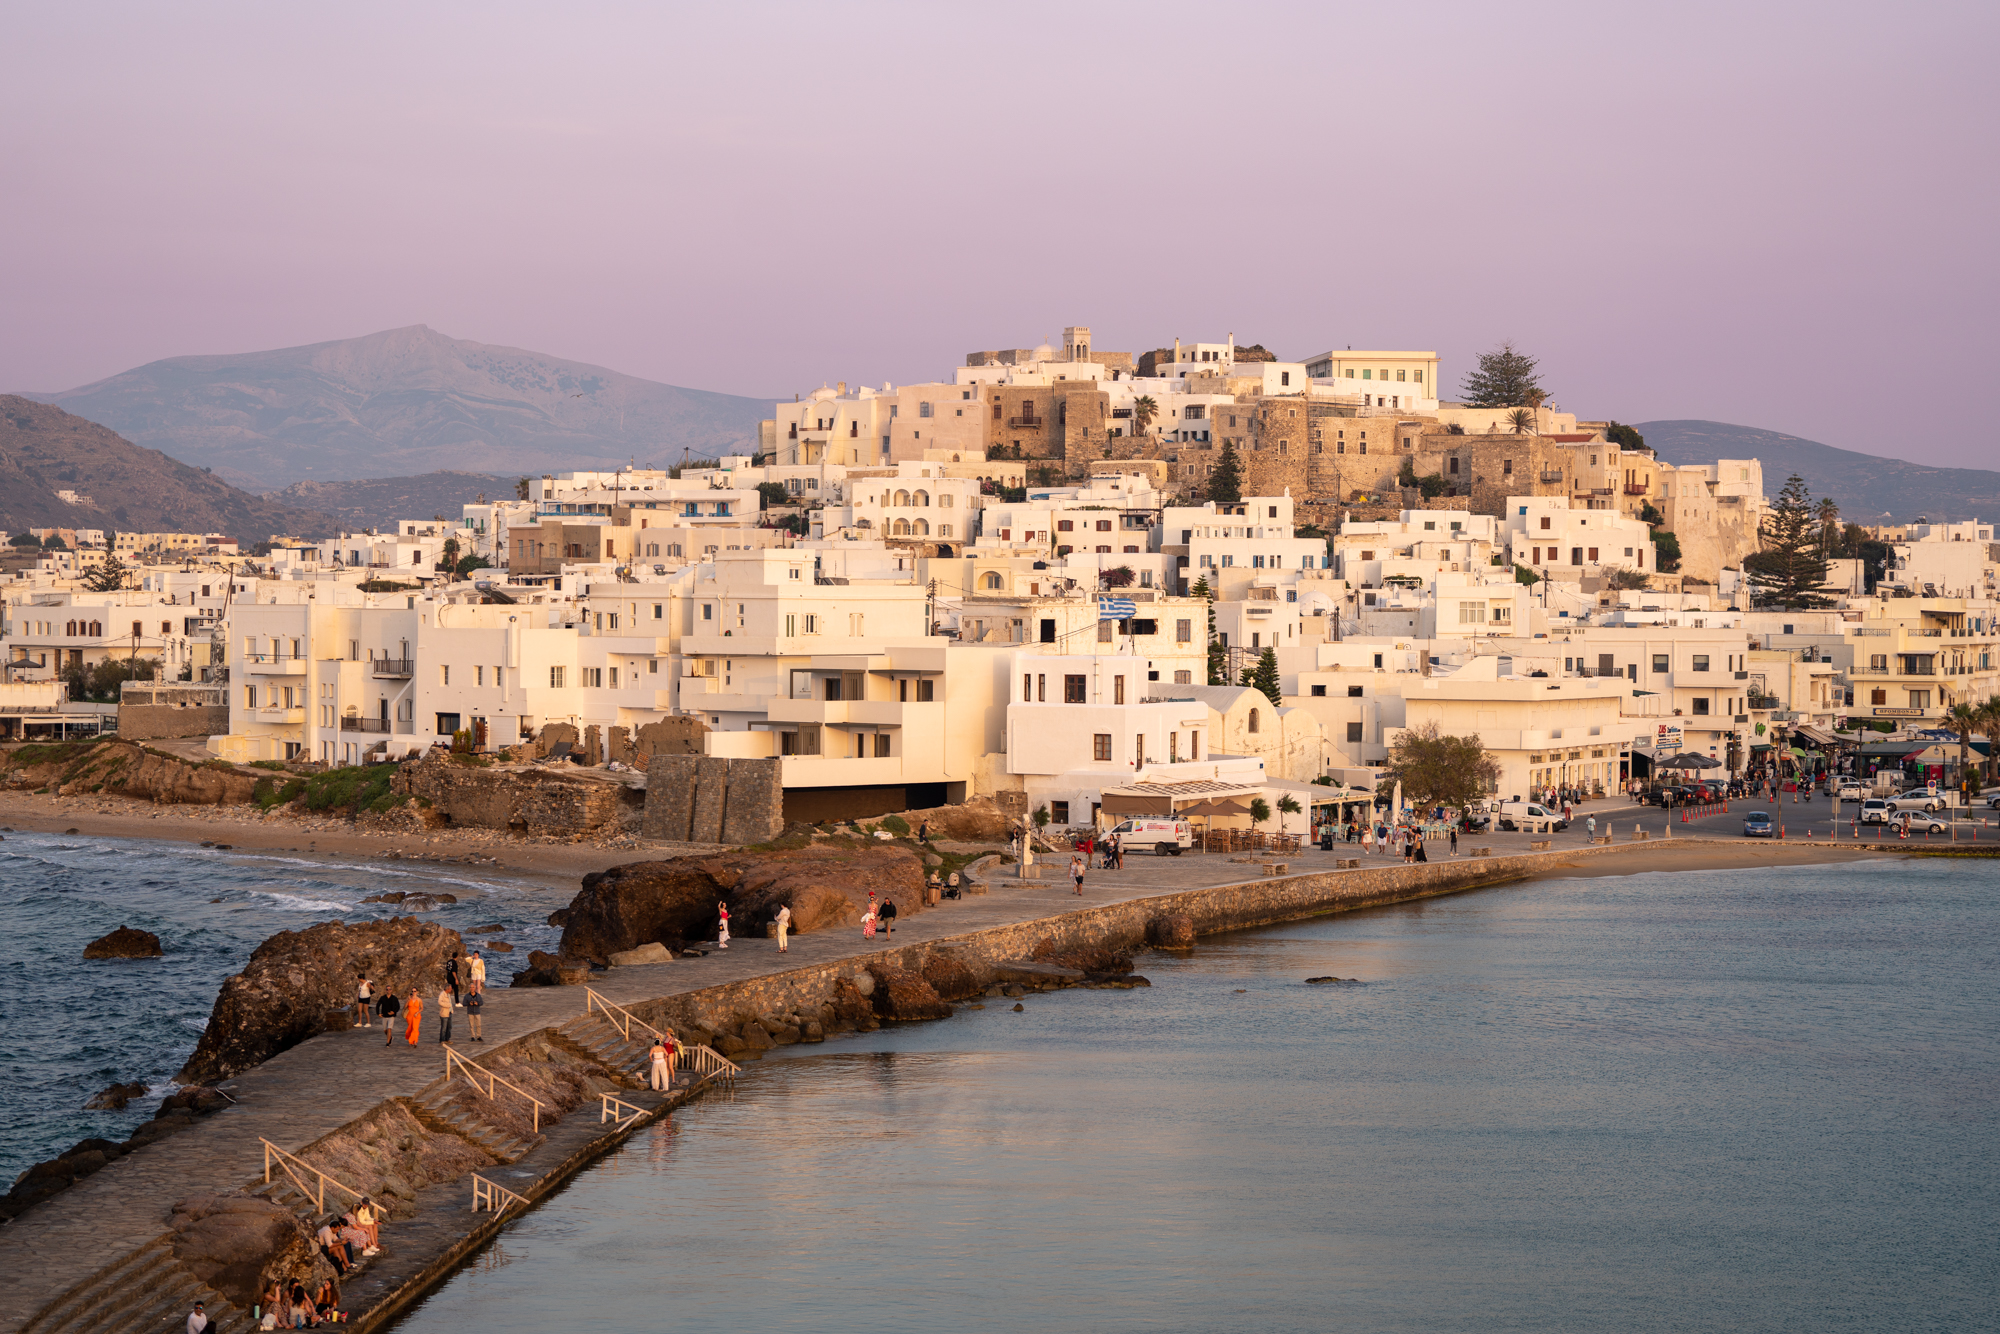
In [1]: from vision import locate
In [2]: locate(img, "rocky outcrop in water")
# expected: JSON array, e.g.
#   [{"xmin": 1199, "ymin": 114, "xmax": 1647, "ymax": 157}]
[
  {"xmin": 83, "ymin": 925, "xmax": 164, "ymax": 958},
  {"xmin": 864, "ymin": 961, "xmax": 953, "ymax": 1021},
  {"xmin": 179, "ymin": 917, "xmax": 464, "ymax": 1084},
  {"xmin": 84, "ymin": 1080, "xmax": 149, "ymax": 1109},
  {"xmin": 555, "ymin": 844, "xmax": 927, "ymax": 965}
]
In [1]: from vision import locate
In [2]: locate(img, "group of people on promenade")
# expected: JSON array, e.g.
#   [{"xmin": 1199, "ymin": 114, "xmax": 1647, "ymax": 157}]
[
  {"xmin": 1334, "ymin": 818, "xmax": 1446, "ymax": 860},
  {"xmin": 352, "ymin": 948, "xmax": 488, "ymax": 1048}
]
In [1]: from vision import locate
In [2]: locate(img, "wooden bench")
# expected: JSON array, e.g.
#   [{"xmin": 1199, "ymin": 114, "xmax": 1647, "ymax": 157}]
[{"xmin": 1261, "ymin": 862, "xmax": 1289, "ymax": 876}]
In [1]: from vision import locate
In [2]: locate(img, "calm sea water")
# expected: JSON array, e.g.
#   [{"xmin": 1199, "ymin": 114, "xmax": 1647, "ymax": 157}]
[
  {"xmin": 0, "ymin": 829, "xmax": 562, "ymax": 1182},
  {"xmin": 389, "ymin": 857, "xmax": 1997, "ymax": 1334}
]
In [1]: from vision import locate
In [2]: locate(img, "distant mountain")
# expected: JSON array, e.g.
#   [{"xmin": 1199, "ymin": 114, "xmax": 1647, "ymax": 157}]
[
  {"xmin": 1639, "ymin": 420, "xmax": 2000, "ymax": 523},
  {"xmin": 0, "ymin": 396, "xmax": 330, "ymax": 542},
  {"xmin": 263, "ymin": 471, "xmax": 517, "ymax": 533},
  {"xmin": 22, "ymin": 325, "xmax": 769, "ymax": 491}
]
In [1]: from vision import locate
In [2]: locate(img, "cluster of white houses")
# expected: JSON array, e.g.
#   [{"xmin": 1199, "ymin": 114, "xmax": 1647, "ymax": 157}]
[{"xmin": 6, "ymin": 333, "xmax": 1998, "ymax": 829}]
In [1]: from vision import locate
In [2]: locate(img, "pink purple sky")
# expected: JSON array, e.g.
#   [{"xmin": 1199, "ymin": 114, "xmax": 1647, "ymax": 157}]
[{"xmin": 4, "ymin": 2, "xmax": 1994, "ymax": 466}]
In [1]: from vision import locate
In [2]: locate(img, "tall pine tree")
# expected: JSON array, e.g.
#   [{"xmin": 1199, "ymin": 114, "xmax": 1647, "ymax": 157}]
[
  {"xmin": 1460, "ymin": 340, "xmax": 1545, "ymax": 407},
  {"xmin": 1208, "ymin": 441, "xmax": 1243, "ymax": 502},
  {"xmin": 1239, "ymin": 647, "xmax": 1281, "ymax": 705},
  {"xmin": 1746, "ymin": 474, "xmax": 1835, "ymax": 608},
  {"xmin": 1191, "ymin": 575, "xmax": 1227, "ymax": 685}
]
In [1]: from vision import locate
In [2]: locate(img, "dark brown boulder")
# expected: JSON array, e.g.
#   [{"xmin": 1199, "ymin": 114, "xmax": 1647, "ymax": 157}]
[
  {"xmin": 865, "ymin": 962, "xmax": 953, "ymax": 1021},
  {"xmin": 177, "ymin": 917, "xmax": 463, "ymax": 1084},
  {"xmin": 82, "ymin": 926, "xmax": 163, "ymax": 959},
  {"xmin": 169, "ymin": 1192, "xmax": 333, "ymax": 1313},
  {"xmin": 84, "ymin": 1080, "xmax": 149, "ymax": 1109},
  {"xmin": 1147, "ymin": 914, "xmax": 1196, "ymax": 950},
  {"xmin": 919, "ymin": 951, "xmax": 985, "ymax": 1002},
  {"xmin": 557, "ymin": 845, "xmax": 928, "ymax": 963}
]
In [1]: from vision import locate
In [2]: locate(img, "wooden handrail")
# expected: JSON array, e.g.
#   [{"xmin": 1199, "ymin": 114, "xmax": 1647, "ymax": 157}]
[
  {"xmin": 260, "ymin": 1138, "xmax": 365, "ymax": 1215},
  {"xmin": 470, "ymin": 1173, "xmax": 528, "ymax": 1214},
  {"xmin": 582, "ymin": 988, "xmax": 741, "ymax": 1084},
  {"xmin": 600, "ymin": 1093, "xmax": 645, "ymax": 1126},
  {"xmin": 443, "ymin": 1044, "xmax": 545, "ymax": 1133}
]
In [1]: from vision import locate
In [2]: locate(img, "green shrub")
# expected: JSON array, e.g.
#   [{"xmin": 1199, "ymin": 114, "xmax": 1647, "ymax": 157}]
[
  {"xmin": 301, "ymin": 764, "xmax": 396, "ymax": 813},
  {"xmin": 9, "ymin": 741, "xmax": 96, "ymax": 767},
  {"xmin": 878, "ymin": 814, "xmax": 911, "ymax": 836},
  {"xmin": 249, "ymin": 760, "xmax": 288, "ymax": 771}
]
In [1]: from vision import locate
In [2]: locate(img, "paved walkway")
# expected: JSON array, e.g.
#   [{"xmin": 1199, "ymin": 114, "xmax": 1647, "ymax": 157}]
[{"xmin": 0, "ymin": 825, "xmax": 1684, "ymax": 1332}]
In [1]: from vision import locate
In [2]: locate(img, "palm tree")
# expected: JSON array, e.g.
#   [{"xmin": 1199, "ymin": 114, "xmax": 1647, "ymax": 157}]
[
  {"xmin": 1976, "ymin": 695, "xmax": 2000, "ymax": 784},
  {"xmin": 1946, "ymin": 700, "xmax": 1981, "ymax": 792},
  {"xmin": 1131, "ymin": 396, "xmax": 1158, "ymax": 435},
  {"xmin": 1815, "ymin": 497, "xmax": 1842, "ymax": 555},
  {"xmin": 1506, "ymin": 407, "xmax": 1535, "ymax": 435},
  {"xmin": 1248, "ymin": 797, "xmax": 1272, "ymax": 845}
]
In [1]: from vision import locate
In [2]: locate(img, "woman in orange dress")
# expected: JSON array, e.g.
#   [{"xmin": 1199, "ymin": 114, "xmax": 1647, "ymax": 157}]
[{"xmin": 404, "ymin": 988, "xmax": 424, "ymax": 1046}]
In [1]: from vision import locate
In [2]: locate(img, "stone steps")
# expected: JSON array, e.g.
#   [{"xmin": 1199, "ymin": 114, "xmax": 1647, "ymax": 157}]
[
  {"xmin": 22, "ymin": 1236, "xmax": 250, "ymax": 1334},
  {"xmin": 556, "ymin": 1014, "xmax": 654, "ymax": 1083},
  {"xmin": 407, "ymin": 1081, "xmax": 541, "ymax": 1162}
]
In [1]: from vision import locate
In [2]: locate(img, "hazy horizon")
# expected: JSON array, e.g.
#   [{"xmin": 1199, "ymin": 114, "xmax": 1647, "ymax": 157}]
[{"xmin": 4, "ymin": 2, "xmax": 1994, "ymax": 468}]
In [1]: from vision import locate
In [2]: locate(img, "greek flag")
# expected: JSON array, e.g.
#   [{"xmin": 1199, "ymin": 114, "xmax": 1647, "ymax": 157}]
[{"xmin": 1099, "ymin": 598, "xmax": 1136, "ymax": 620}]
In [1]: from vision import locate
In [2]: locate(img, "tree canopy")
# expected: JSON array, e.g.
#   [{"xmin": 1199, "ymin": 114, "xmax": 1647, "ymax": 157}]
[
  {"xmin": 1604, "ymin": 422, "xmax": 1647, "ymax": 451},
  {"xmin": 756, "ymin": 481, "xmax": 790, "ymax": 511},
  {"xmin": 1381, "ymin": 722, "xmax": 1500, "ymax": 811},
  {"xmin": 1207, "ymin": 441, "xmax": 1243, "ymax": 502},
  {"xmin": 82, "ymin": 555, "xmax": 130, "ymax": 592},
  {"xmin": 1460, "ymin": 341, "xmax": 1545, "ymax": 408},
  {"xmin": 1746, "ymin": 474, "xmax": 1836, "ymax": 608},
  {"xmin": 1240, "ymin": 647, "xmax": 1280, "ymax": 705}
]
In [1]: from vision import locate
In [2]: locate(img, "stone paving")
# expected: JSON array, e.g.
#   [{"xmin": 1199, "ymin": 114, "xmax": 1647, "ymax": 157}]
[{"xmin": 0, "ymin": 814, "xmax": 1752, "ymax": 1332}]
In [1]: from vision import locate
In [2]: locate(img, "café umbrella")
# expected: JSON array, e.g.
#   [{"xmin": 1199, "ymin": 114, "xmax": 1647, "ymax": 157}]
[
  {"xmin": 1659, "ymin": 754, "xmax": 1721, "ymax": 770},
  {"xmin": 1177, "ymin": 797, "xmax": 1249, "ymax": 850}
]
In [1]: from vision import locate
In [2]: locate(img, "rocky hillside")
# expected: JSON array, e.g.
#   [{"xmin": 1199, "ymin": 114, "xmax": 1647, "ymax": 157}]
[
  {"xmin": 26, "ymin": 324, "xmax": 771, "ymax": 490},
  {"xmin": 1639, "ymin": 419, "xmax": 2000, "ymax": 523},
  {"xmin": 0, "ymin": 398, "xmax": 330, "ymax": 541},
  {"xmin": 263, "ymin": 469, "xmax": 515, "ymax": 531}
]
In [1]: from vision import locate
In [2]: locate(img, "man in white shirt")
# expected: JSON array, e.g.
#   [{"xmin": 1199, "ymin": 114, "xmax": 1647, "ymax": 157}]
[{"xmin": 186, "ymin": 1301, "xmax": 209, "ymax": 1333}]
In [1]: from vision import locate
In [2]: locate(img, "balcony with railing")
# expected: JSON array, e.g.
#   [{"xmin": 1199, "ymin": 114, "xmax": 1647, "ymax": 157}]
[
  {"xmin": 1623, "ymin": 482, "xmax": 1650, "ymax": 495},
  {"xmin": 1538, "ymin": 471, "xmax": 1564, "ymax": 483},
  {"xmin": 371, "ymin": 658, "xmax": 415, "ymax": 678},
  {"xmin": 1007, "ymin": 415, "xmax": 1045, "ymax": 429},
  {"xmin": 340, "ymin": 716, "xmax": 391, "ymax": 733}
]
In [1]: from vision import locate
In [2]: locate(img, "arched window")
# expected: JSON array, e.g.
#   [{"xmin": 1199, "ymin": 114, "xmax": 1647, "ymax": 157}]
[
  {"xmin": 913, "ymin": 490, "xmax": 929, "ymax": 507},
  {"xmin": 913, "ymin": 518, "xmax": 929, "ymax": 536},
  {"xmin": 90, "ymin": 621, "xmax": 102, "ymax": 637},
  {"xmin": 981, "ymin": 572, "xmax": 1004, "ymax": 590},
  {"xmin": 892, "ymin": 519, "xmax": 911, "ymax": 536},
  {"xmin": 894, "ymin": 489, "xmax": 910, "ymax": 507},
  {"xmin": 1247, "ymin": 708, "xmax": 1261, "ymax": 733}
]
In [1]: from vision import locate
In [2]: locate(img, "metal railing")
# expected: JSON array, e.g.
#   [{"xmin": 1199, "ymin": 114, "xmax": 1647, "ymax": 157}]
[
  {"xmin": 444, "ymin": 1044, "xmax": 546, "ymax": 1132},
  {"xmin": 600, "ymin": 1093, "xmax": 645, "ymax": 1126},
  {"xmin": 583, "ymin": 988, "xmax": 741, "ymax": 1082},
  {"xmin": 1007, "ymin": 415, "xmax": 1044, "ymax": 429},
  {"xmin": 1538, "ymin": 471, "xmax": 1564, "ymax": 483},
  {"xmin": 471, "ymin": 1173, "xmax": 528, "ymax": 1214},
  {"xmin": 261, "ymin": 1138, "xmax": 365, "ymax": 1215},
  {"xmin": 340, "ymin": 717, "xmax": 390, "ymax": 732},
  {"xmin": 1623, "ymin": 483, "xmax": 1650, "ymax": 494},
  {"xmin": 371, "ymin": 658, "xmax": 414, "ymax": 677}
]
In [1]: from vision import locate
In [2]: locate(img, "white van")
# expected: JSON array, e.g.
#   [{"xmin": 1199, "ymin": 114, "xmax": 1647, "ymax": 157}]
[
  {"xmin": 1493, "ymin": 801, "xmax": 1568, "ymax": 834},
  {"xmin": 1106, "ymin": 817, "xmax": 1194, "ymax": 856}
]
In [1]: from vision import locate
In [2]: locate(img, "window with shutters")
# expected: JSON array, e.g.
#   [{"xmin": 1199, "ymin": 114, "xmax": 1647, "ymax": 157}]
[{"xmin": 1093, "ymin": 734, "xmax": 1112, "ymax": 761}]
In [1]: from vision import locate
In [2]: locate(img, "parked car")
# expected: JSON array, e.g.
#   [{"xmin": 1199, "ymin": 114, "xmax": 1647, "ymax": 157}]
[
  {"xmin": 1105, "ymin": 817, "xmax": 1193, "ymax": 856},
  {"xmin": 1987, "ymin": 792, "xmax": 2000, "ymax": 810},
  {"xmin": 1742, "ymin": 811, "xmax": 1775, "ymax": 838},
  {"xmin": 1859, "ymin": 798, "xmax": 1890, "ymax": 825},
  {"xmin": 1835, "ymin": 782, "xmax": 1866, "ymax": 801},
  {"xmin": 1887, "ymin": 789, "xmax": 1963, "ymax": 814},
  {"xmin": 1891, "ymin": 810, "xmax": 1948, "ymax": 835}
]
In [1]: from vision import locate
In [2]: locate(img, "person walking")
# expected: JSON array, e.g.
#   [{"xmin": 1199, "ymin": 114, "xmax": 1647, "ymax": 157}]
[
  {"xmin": 376, "ymin": 989, "xmax": 400, "ymax": 1047},
  {"xmin": 918, "ymin": 818, "xmax": 932, "ymax": 847},
  {"xmin": 445, "ymin": 953, "xmax": 462, "ymax": 1005},
  {"xmin": 1360, "ymin": 822, "xmax": 1373, "ymax": 857},
  {"xmin": 1448, "ymin": 826, "xmax": 1458, "ymax": 856},
  {"xmin": 1070, "ymin": 854, "xmax": 1085, "ymax": 896},
  {"xmin": 880, "ymin": 898, "xmax": 898, "ymax": 937},
  {"xmin": 716, "ymin": 901, "xmax": 731, "ymax": 950},
  {"xmin": 354, "ymin": 973, "xmax": 373, "ymax": 1028},
  {"xmin": 1403, "ymin": 828, "xmax": 1416, "ymax": 862},
  {"xmin": 435, "ymin": 985, "xmax": 454, "ymax": 1044},
  {"xmin": 775, "ymin": 904, "xmax": 792, "ymax": 953},
  {"xmin": 1587, "ymin": 815, "xmax": 1597, "ymax": 840},
  {"xmin": 404, "ymin": 988, "xmax": 423, "ymax": 1047},
  {"xmin": 648, "ymin": 1036, "xmax": 671, "ymax": 1091},
  {"xmin": 467, "ymin": 950, "xmax": 486, "ymax": 996},
  {"xmin": 862, "ymin": 901, "xmax": 878, "ymax": 939},
  {"xmin": 464, "ymin": 987, "xmax": 484, "ymax": 1042}
]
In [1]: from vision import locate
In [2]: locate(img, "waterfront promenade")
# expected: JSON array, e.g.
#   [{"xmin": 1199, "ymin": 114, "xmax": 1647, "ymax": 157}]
[{"xmin": 0, "ymin": 830, "xmax": 1883, "ymax": 1332}]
